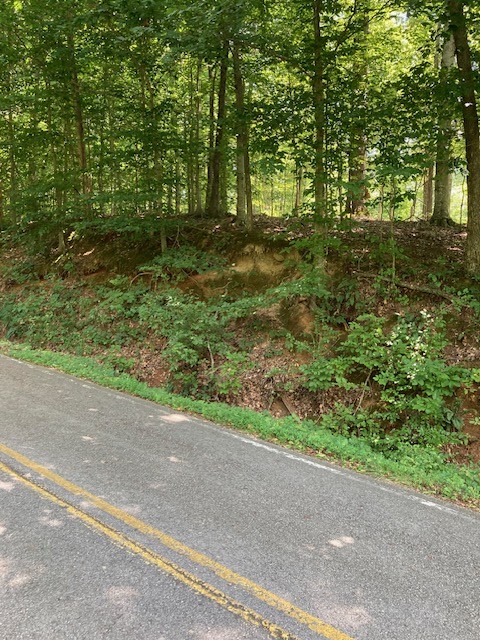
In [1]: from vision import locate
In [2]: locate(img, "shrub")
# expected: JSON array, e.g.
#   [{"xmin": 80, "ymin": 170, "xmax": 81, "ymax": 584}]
[{"xmin": 301, "ymin": 312, "xmax": 473, "ymax": 452}]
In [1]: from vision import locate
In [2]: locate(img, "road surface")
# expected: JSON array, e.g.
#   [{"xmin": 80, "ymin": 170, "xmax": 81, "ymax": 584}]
[{"xmin": 0, "ymin": 354, "xmax": 479, "ymax": 640}]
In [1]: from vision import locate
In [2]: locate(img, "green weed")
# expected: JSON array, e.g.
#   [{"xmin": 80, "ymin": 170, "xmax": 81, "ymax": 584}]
[
  {"xmin": 301, "ymin": 312, "xmax": 474, "ymax": 451},
  {"xmin": 1, "ymin": 341, "xmax": 478, "ymax": 506}
]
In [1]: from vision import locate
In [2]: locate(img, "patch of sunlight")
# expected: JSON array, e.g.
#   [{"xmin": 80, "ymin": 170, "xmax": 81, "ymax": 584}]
[
  {"xmin": 187, "ymin": 626, "xmax": 250, "ymax": 639},
  {"xmin": 8, "ymin": 573, "xmax": 34, "ymax": 588},
  {"xmin": 119, "ymin": 504, "xmax": 142, "ymax": 516},
  {"xmin": 39, "ymin": 516, "xmax": 64, "ymax": 528},
  {"xmin": 0, "ymin": 480, "xmax": 15, "ymax": 492},
  {"xmin": 328, "ymin": 536, "xmax": 355, "ymax": 549},
  {"xmin": 325, "ymin": 604, "xmax": 372, "ymax": 630},
  {"xmin": 105, "ymin": 586, "xmax": 139, "ymax": 615},
  {"xmin": 162, "ymin": 413, "xmax": 190, "ymax": 423},
  {"xmin": 0, "ymin": 557, "xmax": 44, "ymax": 589}
]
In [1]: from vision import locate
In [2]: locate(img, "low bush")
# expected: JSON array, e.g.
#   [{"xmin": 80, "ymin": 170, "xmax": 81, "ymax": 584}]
[{"xmin": 300, "ymin": 312, "xmax": 472, "ymax": 452}]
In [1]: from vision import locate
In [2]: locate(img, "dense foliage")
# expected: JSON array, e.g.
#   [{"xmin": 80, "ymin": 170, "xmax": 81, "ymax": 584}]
[
  {"xmin": 0, "ymin": 1, "xmax": 479, "ymax": 498},
  {"xmin": 0, "ymin": 1, "xmax": 479, "ymax": 266}
]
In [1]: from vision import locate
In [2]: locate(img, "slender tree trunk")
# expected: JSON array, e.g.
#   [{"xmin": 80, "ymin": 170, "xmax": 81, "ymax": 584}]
[
  {"xmin": 388, "ymin": 178, "xmax": 397, "ymax": 280},
  {"xmin": 134, "ymin": 140, "xmax": 140, "ymax": 213},
  {"xmin": 193, "ymin": 61, "xmax": 203, "ymax": 215},
  {"xmin": 219, "ymin": 143, "xmax": 229, "ymax": 215},
  {"xmin": 7, "ymin": 100, "xmax": 16, "ymax": 223},
  {"xmin": 67, "ymin": 32, "xmax": 90, "ymax": 201},
  {"xmin": 347, "ymin": 8, "xmax": 371, "ymax": 215},
  {"xmin": 5, "ymin": 35, "xmax": 17, "ymax": 225},
  {"xmin": 98, "ymin": 65, "xmax": 110, "ymax": 216},
  {"xmin": 63, "ymin": 118, "xmax": 71, "ymax": 207},
  {"xmin": 185, "ymin": 115, "xmax": 194, "ymax": 215},
  {"xmin": 207, "ymin": 43, "xmax": 228, "ymax": 217},
  {"xmin": 346, "ymin": 17, "xmax": 369, "ymax": 216},
  {"xmin": 338, "ymin": 154, "xmax": 345, "ymax": 217},
  {"xmin": 45, "ymin": 76, "xmax": 64, "ymax": 248},
  {"xmin": 235, "ymin": 143, "xmax": 246, "ymax": 224},
  {"xmin": 346, "ymin": 139, "xmax": 367, "ymax": 216},
  {"xmin": 0, "ymin": 180, "xmax": 4, "ymax": 224},
  {"xmin": 107, "ymin": 95, "xmax": 117, "ymax": 216},
  {"xmin": 431, "ymin": 34, "xmax": 456, "ymax": 226},
  {"xmin": 245, "ymin": 144, "xmax": 253, "ymax": 225},
  {"xmin": 205, "ymin": 66, "xmax": 217, "ymax": 212},
  {"xmin": 98, "ymin": 118, "xmax": 105, "ymax": 212},
  {"xmin": 422, "ymin": 39, "xmax": 442, "ymax": 221},
  {"xmin": 232, "ymin": 41, "xmax": 252, "ymax": 230},
  {"xmin": 187, "ymin": 63, "xmax": 195, "ymax": 215},
  {"xmin": 409, "ymin": 177, "xmax": 419, "ymax": 219},
  {"xmin": 312, "ymin": 0, "xmax": 326, "ymax": 224},
  {"xmin": 4, "ymin": 16, "xmax": 15, "ymax": 224},
  {"xmin": 160, "ymin": 225, "xmax": 167, "ymax": 253},
  {"xmin": 295, "ymin": 166, "xmax": 304, "ymax": 213},
  {"xmin": 167, "ymin": 161, "xmax": 173, "ymax": 215},
  {"xmin": 423, "ymin": 165, "xmax": 434, "ymax": 218},
  {"xmin": 312, "ymin": 0, "xmax": 327, "ymax": 269},
  {"xmin": 175, "ymin": 159, "xmax": 181, "ymax": 215},
  {"xmin": 142, "ymin": 64, "xmax": 164, "ymax": 215},
  {"xmin": 447, "ymin": 0, "xmax": 480, "ymax": 273}
]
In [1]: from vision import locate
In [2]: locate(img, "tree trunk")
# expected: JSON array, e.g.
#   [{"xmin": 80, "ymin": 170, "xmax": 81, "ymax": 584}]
[
  {"xmin": 312, "ymin": 0, "xmax": 327, "ymax": 269},
  {"xmin": 7, "ymin": 98, "xmax": 16, "ymax": 223},
  {"xmin": 346, "ymin": 16, "xmax": 369, "ymax": 216},
  {"xmin": 167, "ymin": 156, "xmax": 173, "ymax": 215},
  {"xmin": 5, "ymin": 39, "xmax": 17, "ymax": 224},
  {"xmin": 152, "ymin": 105, "xmax": 164, "ymax": 215},
  {"xmin": 295, "ymin": 166, "xmax": 304, "ymax": 213},
  {"xmin": 207, "ymin": 43, "xmax": 228, "ymax": 217},
  {"xmin": 194, "ymin": 61, "xmax": 203, "ymax": 216},
  {"xmin": 185, "ymin": 114, "xmax": 194, "ymax": 215},
  {"xmin": 346, "ymin": 140, "xmax": 367, "ymax": 216},
  {"xmin": 219, "ymin": 145, "xmax": 229, "ymax": 215},
  {"xmin": 0, "ymin": 180, "xmax": 4, "ymax": 224},
  {"xmin": 187, "ymin": 63, "xmax": 195, "ymax": 216},
  {"xmin": 205, "ymin": 66, "xmax": 217, "ymax": 212},
  {"xmin": 245, "ymin": 144, "xmax": 254, "ymax": 225},
  {"xmin": 107, "ymin": 94, "xmax": 117, "ymax": 216},
  {"xmin": 232, "ymin": 41, "xmax": 252, "ymax": 230},
  {"xmin": 175, "ymin": 159, "xmax": 181, "ymax": 216},
  {"xmin": 312, "ymin": 0, "xmax": 326, "ymax": 224},
  {"xmin": 45, "ymin": 77, "xmax": 63, "ymax": 225},
  {"xmin": 4, "ymin": 17, "xmax": 16, "ymax": 224},
  {"xmin": 431, "ymin": 34, "xmax": 456, "ymax": 227},
  {"xmin": 447, "ymin": 1, "xmax": 480, "ymax": 273},
  {"xmin": 235, "ymin": 142, "xmax": 246, "ymax": 223},
  {"xmin": 67, "ymin": 32, "xmax": 90, "ymax": 201},
  {"xmin": 423, "ymin": 165, "xmax": 434, "ymax": 218}
]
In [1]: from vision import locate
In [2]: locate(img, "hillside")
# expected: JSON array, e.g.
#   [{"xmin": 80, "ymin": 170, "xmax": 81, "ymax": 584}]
[{"xmin": 1, "ymin": 216, "xmax": 479, "ymax": 505}]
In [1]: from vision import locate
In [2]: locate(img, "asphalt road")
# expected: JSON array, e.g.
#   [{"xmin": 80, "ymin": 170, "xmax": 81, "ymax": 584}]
[{"xmin": 0, "ymin": 354, "xmax": 479, "ymax": 640}]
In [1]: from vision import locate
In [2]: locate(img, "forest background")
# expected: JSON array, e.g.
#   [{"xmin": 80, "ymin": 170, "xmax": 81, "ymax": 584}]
[{"xmin": 1, "ymin": 0, "xmax": 480, "ymax": 506}]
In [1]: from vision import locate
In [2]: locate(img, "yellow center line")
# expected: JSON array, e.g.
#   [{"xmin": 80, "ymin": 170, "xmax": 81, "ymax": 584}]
[
  {"xmin": 0, "ymin": 460, "xmax": 299, "ymax": 640},
  {"xmin": 0, "ymin": 442, "xmax": 354, "ymax": 640}
]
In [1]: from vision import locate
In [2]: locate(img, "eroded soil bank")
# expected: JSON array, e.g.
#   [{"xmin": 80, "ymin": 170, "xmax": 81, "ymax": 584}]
[{"xmin": 1, "ymin": 217, "xmax": 479, "ymax": 468}]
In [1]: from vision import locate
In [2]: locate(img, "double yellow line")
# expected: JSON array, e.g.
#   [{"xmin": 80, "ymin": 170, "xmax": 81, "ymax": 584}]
[{"xmin": 0, "ymin": 442, "xmax": 354, "ymax": 640}]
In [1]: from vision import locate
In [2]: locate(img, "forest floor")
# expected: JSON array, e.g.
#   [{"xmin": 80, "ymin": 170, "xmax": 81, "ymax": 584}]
[{"xmin": 1, "ymin": 215, "xmax": 479, "ymax": 484}]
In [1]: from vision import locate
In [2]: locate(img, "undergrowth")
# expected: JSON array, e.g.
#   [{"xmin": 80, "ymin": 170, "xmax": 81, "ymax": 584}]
[
  {"xmin": 0, "ymin": 341, "xmax": 478, "ymax": 506},
  {"xmin": 1, "ymin": 235, "xmax": 479, "ymax": 506}
]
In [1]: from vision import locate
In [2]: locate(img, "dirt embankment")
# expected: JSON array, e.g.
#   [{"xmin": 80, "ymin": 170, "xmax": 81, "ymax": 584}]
[{"xmin": 1, "ymin": 217, "xmax": 479, "ymax": 464}]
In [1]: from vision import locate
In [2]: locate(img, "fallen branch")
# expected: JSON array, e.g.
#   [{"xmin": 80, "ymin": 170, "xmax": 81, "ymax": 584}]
[
  {"xmin": 280, "ymin": 395, "xmax": 301, "ymax": 421},
  {"xmin": 354, "ymin": 272, "xmax": 456, "ymax": 302}
]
